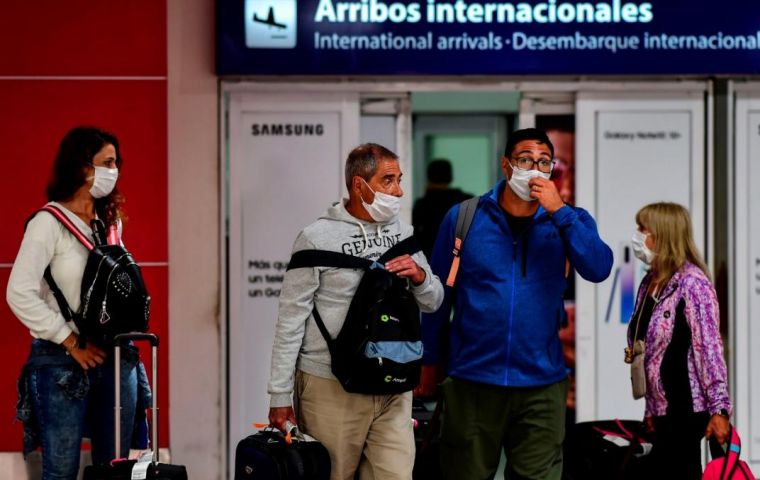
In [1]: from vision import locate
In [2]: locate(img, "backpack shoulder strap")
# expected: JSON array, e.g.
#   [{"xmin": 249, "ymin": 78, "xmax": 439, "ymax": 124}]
[
  {"xmin": 288, "ymin": 236, "xmax": 421, "ymax": 348},
  {"xmin": 310, "ymin": 307, "xmax": 334, "ymax": 348},
  {"xmin": 284, "ymin": 250, "xmax": 363, "ymax": 349},
  {"xmin": 26, "ymin": 206, "xmax": 90, "ymax": 326},
  {"xmin": 288, "ymin": 235, "xmax": 422, "ymax": 271},
  {"xmin": 43, "ymin": 267, "xmax": 75, "ymax": 323},
  {"xmin": 39, "ymin": 205, "xmax": 94, "ymax": 250},
  {"xmin": 378, "ymin": 235, "xmax": 421, "ymax": 263},
  {"xmin": 287, "ymin": 250, "xmax": 372, "ymax": 271},
  {"xmin": 445, "ymin": 197, "xmax": 479, "ymax": 287}
]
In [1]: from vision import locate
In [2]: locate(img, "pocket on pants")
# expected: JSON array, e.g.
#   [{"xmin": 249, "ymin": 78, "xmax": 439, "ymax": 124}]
[
  {"xmin": 295, "ymin": 370, "xmax": 313, "ymax": 399},
  {"xmin": 56, "ymin": 368, "xmax": 90, "ymax": 400}
]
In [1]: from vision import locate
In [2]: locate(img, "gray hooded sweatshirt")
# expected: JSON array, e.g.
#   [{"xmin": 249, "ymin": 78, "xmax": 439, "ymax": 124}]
[{"xmin": 268, "ymin": 201, "xmax": 444, "ymax": 408}]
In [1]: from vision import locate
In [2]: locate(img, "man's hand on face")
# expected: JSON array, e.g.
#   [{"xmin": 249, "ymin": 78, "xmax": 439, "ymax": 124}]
[
  {"xmin": 528, "ymin": 176, "xmax": 565, "ymax": 214},
  {"xmin": 385, "ymin": 254, "xmax": 426, "ymax": 286}
]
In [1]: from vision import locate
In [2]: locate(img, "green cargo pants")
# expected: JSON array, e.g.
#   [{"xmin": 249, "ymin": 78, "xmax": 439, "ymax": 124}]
[{"xmin": 439, "ymin": 376, "xmax": 568, "ymax": 480}]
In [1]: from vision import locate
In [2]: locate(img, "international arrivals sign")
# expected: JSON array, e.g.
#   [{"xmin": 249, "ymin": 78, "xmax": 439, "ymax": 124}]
[{"xmin": 217, "ymin": 0, "xmax": 760, "ymax": 75}]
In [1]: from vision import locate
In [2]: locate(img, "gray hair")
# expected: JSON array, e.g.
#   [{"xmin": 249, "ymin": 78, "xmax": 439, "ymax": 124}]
[{"xmin": 344, "ymin": 143, "xmax": 398, "ymax": 189}]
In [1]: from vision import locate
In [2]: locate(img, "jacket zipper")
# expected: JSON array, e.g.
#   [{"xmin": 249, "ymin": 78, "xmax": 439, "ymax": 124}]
[{"xmin": 505, "ymin": 239, "xmax": 517, "ymax": 385}]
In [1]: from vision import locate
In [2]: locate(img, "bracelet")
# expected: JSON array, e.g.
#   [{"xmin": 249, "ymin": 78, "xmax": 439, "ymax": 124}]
[
  {"xmin": 62, "ymin": 336, "xmax": 78, "ymax": 355},
  {"xmin": 716, "ymin": 409, "xmax": 730, "ymax": 419}
]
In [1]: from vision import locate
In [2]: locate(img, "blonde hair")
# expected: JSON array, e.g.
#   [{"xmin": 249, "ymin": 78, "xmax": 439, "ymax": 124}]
[{"xmin": 635, "ymin": 202, "xmax": 709, "ymax": 284}]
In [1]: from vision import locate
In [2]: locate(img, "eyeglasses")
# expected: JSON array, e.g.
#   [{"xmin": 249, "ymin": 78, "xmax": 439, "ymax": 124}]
[{"xmin": 512, "ymin": 157, "xmax": 555, "ymax": 173}]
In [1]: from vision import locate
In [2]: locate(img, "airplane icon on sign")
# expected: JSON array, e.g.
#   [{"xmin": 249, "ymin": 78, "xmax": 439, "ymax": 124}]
[
  {"xmin": 253, "ymin": 7, "xmax": 286, "ymax": 29},
  {"xmin": 245, "ymin": 0, "xmax": 296, "ymax": 48}
]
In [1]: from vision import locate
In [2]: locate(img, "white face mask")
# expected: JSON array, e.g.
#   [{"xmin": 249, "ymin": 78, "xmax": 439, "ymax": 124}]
[
  {"xmin": 506, "ymin": 162, "xmax": 551, "ymax": 202},
  {"xmin": 631, "ymin": 230, "xmax": 655, "ymax": 264},
  {"xmin": 88, "ymin": 166, "xmax": 119, "ymax": 199},
  {"xmin": 360, "ymin": 179, "xmax": 401, "ymax": 222}
]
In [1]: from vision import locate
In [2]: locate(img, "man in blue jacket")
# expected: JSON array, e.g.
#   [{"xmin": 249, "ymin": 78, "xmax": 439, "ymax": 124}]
[{"xmin": 419, "ymin": 128, "xmax": 613, "ymax": 480}]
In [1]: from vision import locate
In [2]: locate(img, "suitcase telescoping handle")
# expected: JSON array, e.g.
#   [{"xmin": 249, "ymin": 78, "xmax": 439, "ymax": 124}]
[{"xmin": 114, "ymin": 332, "xmax": 160, "ymax": 464}]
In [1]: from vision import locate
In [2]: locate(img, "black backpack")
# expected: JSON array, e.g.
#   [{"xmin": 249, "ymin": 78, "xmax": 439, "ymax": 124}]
[
  {"xmin": 287, "ymin": 236, "xmax": 423, "ymax": 394},
  {"xmin": 35, "ymin": 205, "xmax": 150, "ymax": 346}
]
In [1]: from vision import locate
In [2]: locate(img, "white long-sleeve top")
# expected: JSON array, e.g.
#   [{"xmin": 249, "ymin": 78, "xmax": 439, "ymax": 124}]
[{"xmin": 6, "ymin": 202, "xmax": 118, "ymax": 344}]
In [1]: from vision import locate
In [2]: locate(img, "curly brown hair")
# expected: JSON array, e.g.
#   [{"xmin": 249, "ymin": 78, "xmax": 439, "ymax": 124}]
[{"xmin": 46, "ymin": 126, "xmax": 125, "ymax": 226}]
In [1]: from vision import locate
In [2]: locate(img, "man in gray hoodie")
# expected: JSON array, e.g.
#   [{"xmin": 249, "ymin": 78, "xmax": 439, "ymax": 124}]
[{"xmin": 267, "ymin": 143, "xmax": 444, "ymax": 480}]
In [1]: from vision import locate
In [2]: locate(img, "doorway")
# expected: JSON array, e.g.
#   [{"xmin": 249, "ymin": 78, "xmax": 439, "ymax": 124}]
[{"xmin": 413, "ymin": 115, "xmax": 509, "ymax": 199}]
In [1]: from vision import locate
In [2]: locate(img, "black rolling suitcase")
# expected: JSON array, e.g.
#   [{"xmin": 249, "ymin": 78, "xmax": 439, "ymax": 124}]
[
  {"xmin": 412, "ymin": 399, "xmax": 442, "ymax": 480},
  {"xmin": 562, "ymin": 419, "xmax": 653, "ymax": 480},
  {"xmin": 234, "ymin": 426, "xmax": 331, "ymax": 479},
  {"xmin": 83, "ymin": 333, "xmax": 188, "ymax": 480}
]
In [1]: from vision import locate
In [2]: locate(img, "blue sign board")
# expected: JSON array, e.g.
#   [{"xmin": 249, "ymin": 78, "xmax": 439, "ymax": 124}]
[{"xmin": 217, "ymin": 0, "xmax": 760, "ymax": 75}]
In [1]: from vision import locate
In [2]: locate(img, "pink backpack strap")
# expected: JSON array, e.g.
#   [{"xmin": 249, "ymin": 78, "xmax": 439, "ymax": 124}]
[
  {"xmin": 40, "ymin": 205, "xmax": 94, "ymax": 250},
  {"xmin": 592, "ymin": 419, "xmax": 648, "ymax": 445},
  {"xmin": 721, "ymin": 426, "xmax": 743, "ymax": 480},
  {"xmin": 615, "ymin": 419, "xmax": 648, "ymax": 444},
  {"xmin": 709, "ymin": 425, "xmax": 746, "ymax": 480},
  {"xmin": 107, "ymin": 224, "xmax": 119, "ymax": 246},
  {"xmin": 593, "ymin": 426, "xmax": 630, "ymax": 440}
]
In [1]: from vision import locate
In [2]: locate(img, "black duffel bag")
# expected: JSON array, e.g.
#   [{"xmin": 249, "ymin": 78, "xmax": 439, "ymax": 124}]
[
  {"xmin": 235, "ymin": 427, "xmax": 331, "ymax": 480},
  {"xmin": 563, "ymin": 419, "xmax": 654, "ymax": 480}
]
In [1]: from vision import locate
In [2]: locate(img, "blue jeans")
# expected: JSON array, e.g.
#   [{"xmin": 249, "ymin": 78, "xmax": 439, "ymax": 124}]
[{"xmin": 22, "ymin": 339, "xmax": 139, "ymax": 480}]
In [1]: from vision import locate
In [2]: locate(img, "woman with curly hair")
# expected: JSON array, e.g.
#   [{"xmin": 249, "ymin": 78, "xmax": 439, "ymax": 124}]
[{"xmin": 7, "ymin": 126, "xmax": 148, "ymax": 479}]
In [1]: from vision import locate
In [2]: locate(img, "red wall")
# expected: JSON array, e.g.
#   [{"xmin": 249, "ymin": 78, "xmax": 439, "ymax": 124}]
[{"xmin": 0, "ymin": 2, "xmax": 169, "ymax": 450}]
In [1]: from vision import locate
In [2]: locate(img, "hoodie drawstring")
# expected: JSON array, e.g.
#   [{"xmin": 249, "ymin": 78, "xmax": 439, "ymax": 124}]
[
  {"xmin": 376, "ymin": 224, "xmax": 385, "ymax": 246},
  {"xmin": 355, "ymin": 221, "xmax": 392, "ymax": 256},
  {"xmin": 356, "ymin": 222, "xmax": 369, "ymax": 252}
]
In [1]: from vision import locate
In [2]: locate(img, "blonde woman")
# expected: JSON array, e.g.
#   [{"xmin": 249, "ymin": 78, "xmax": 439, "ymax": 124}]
[{"xmin": 626, "ymin": 202, "xmax": 730, "ymax": 478}]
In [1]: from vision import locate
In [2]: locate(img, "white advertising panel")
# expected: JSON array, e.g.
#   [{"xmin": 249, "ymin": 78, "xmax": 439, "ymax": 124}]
[
  {"xmin": 596, "ymin": 111, "xmax": 693, "ymax": 419},
  {"xmin": 575, "ymin": 92, "xmax": 706, "ymax": 422},
  {"xmin": 225, "ymin": 93, "xmax": 359, "ymax": 468},
  {"xmin": 748, "ymin": 111, "xmax": 760, "ymax": 463},
  {"xmin": 735, "ymin": 90, "xmax": 760, "ymax": 468}
]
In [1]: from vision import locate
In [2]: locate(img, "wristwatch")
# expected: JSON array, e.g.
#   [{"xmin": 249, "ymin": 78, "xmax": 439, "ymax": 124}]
[{"xmin": 717, "ymin": 409, "xmax": 730, "ymax": 419}]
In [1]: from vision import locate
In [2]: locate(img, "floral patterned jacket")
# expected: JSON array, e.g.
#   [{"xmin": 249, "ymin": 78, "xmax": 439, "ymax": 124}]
[{"xmin": 627, "ymin": 261, "xmax": 731, "ymax": 417}]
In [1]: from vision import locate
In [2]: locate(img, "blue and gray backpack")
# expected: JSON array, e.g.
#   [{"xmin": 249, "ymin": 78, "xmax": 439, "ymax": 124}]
[{"xmin": 287, "ymin": 236, "xmax": 423, "ymax": 394}]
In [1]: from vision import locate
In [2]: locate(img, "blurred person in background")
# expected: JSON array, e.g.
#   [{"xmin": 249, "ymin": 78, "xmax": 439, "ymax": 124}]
[{"xmin": 412, "ymin": 159, "xmax": 472, "ymax": 260}]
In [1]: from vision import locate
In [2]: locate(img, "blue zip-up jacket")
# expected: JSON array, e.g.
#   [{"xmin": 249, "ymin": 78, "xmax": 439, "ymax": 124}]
[{"xmin": 422, "ymin": 181, "xmax": 613, "ymax": 387}]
